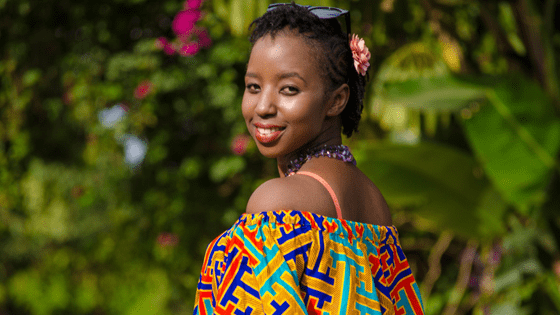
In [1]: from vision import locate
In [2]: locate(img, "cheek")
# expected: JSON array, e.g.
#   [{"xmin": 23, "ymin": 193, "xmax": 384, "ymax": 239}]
[
  {"xmin": 280, "ymin": 98, "xmax": 300, "ymax": 113},
  {"xmin": 285, "ymin": 96, "xmax": 326, "ymax": 125},
  {"xmin": 241, "ymin": 93, "xmax": 252, "ymax": 121}
]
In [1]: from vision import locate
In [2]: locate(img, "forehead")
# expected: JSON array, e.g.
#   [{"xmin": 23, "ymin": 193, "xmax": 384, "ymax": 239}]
[{"xmin": 247, "ymin": 32, "xmax": 323, "ymax": 76}]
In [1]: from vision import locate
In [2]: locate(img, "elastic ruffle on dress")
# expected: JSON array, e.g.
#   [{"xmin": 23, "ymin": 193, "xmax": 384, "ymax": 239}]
[{"xmin": 194, "ymin": 210, "xmax": 424, "ymax": 314}]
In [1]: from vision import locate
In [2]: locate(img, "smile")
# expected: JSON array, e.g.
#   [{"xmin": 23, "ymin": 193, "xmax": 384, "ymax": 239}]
[
  {"xmin": 257, "ymin": 127, "xmax": 283, "ymax": 135},
  {"xmin": 254, "ymin": 125, "xmax": 285, "ymax": 144}
]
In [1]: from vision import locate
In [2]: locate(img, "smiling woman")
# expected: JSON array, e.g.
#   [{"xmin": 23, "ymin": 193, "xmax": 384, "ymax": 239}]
[
  {"xmin": 243, "ymin": 33, "xmax": 340, "ymax": 159},
  {"xmin": 193, "ymin": 3, "xmax": 424, "ymax": 314}
]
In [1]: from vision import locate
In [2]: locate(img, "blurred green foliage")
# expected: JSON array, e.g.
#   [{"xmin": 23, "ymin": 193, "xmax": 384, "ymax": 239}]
[{"xmin": 1, "ymin": 0, "xmax": 559, "ymax": 314}]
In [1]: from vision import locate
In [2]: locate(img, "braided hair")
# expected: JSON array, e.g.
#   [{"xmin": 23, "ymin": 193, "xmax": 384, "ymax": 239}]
[{"xmin": 248, "ymin": 4, "xmax": 367, "ymax": 138}]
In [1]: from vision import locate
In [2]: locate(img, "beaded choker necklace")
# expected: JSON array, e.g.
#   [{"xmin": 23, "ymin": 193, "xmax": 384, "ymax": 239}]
[{"xmin": 285, "ymin": 144, "xmax": 357, "ymax": 177}]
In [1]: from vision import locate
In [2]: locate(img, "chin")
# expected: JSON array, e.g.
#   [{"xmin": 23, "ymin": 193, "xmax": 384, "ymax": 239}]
[{"xmin": 255, "ymin": 144, "xmax": 284, "ymax": 159}]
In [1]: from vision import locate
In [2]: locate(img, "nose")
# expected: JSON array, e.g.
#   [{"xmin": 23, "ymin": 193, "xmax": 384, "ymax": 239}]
[{"xmin": 254, "ymin": 88, "xmax": 277, "ymax": 117}]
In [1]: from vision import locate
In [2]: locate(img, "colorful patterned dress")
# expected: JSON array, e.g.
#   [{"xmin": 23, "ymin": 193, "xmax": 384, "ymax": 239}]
[{"xmin": 194, "ymin": 210, "xmax": 424, "ymax": 314}]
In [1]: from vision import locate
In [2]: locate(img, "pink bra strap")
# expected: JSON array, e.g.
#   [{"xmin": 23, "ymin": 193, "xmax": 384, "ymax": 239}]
[{"xmin": 296, "ymin": 171, "xmax": 342, "ymax": 220}]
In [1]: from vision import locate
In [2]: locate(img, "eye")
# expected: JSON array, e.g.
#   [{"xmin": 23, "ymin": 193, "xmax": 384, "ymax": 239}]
[
  {"xmin": 281, "ymin": 86, "xmax": 299, "ymax": 95},
  {"xmin": 246, "ymin": 83, "xmax": 260, "ymax": 93}
]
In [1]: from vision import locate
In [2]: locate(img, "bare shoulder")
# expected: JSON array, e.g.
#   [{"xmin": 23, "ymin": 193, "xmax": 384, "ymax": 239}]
[
  {"xmin": 245, "ymin": 175, "xmax": 335, "ymax": 216},
  {"xmin": 352, "ymin": 169, "xmax": 392, "ymax": 225},
  {"xmin": 245, "ymin": 178, "xmax": 293, "ymax": 214}
]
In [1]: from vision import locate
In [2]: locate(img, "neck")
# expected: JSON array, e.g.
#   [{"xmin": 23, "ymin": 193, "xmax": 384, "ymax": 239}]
[
  {"xmin": 277, "ymin": 114, "xmax": 344, "ymax": 177},
  {"xmin": 277, "ymin": 134, "xmax": 343, "ymax": 177}
]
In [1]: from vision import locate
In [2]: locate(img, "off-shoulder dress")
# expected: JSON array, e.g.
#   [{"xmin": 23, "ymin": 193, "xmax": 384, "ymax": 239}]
[{"xmin": 194, "ymin": 172, "xmax": 424, "ymax": 314}]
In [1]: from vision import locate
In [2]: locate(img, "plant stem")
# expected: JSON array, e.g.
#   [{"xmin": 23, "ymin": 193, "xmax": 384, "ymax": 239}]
[
  {"xmin": 421, "ymin": 230, "xmax": 453, "ymax": 300},
  {"xmin": 442, "ymin": 240, "xmax": 478, "ymax": 315}
]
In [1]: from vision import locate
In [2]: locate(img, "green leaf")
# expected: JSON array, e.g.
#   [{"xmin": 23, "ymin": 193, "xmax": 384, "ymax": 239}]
[
  {"xmin": 544, "ymin": 274, "xmax": 560, "ymax": 312},
  {"xmin": 490, "ymin": 302, "xmax": 531, "ymax": 315},
  {"xmin": 209, "ymin": 156, "xmax": 246, "ymax": 182},
  {"xmin": 241, "ymin": 0, "xmax": 256, "ymax": 34},
  {"xmin": 22, "ymin": 68, "xmax": 41, "ymax": 87},
  {"xmin": 125, "ymin": 269, "xmax": 171, "ymax": 315},
  {"xmin": 75, "ymin": 274, "xmax": 100, "ymax": 312},
  {"xmin": 382, "ymin": 76, "xmax": 486, "ymax": 111},
  {"xmin": 353, "ymin": 141, "xmax": 507, "ymax": 239},
  {"xmin": 256, "ymin": 0, "xmax": 269, "ymax": 16},
  {"xmin": 8, "ymin": 271, "xmax": 69, "ymax": 315},
  {"xmin": 181, "ymin": 157, "xmax": 203, "ymax": 179},
  {"xmin": 212, "ymin": 0, "xmax": 229, "ymax": 20},
  {"xmin": 229, "ymin": 0, "xmax": 244, "ymax": 36},
  {"xmin": 370, "ymin": 42, "xmax": 467, "ymax": 131},
  {"xmin": 463, "ymin": 76, "xmax": 560, "ymax": 213}
]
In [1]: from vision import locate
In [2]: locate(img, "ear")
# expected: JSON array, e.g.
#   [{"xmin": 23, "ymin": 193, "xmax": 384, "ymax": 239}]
[{"xmin": 326, "ymin": 83, "xmax": 350, "ymax": 117}]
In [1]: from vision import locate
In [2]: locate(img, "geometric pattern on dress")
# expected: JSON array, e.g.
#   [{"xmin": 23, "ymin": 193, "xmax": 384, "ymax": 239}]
[{"xmin": 194, "ymin": 210, "xmax": 424, "ymax": 315}]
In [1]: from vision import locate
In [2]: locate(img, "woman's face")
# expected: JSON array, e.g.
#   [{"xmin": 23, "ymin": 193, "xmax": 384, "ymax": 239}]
[{"xmin": 242, "ymin": 32, "xmax": 332, "ymax": 159}]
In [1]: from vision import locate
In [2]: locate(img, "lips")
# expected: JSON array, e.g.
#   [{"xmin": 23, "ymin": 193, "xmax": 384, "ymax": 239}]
[{"xmin": 254, "ymin": 123, "xmax": 285, "ymax": 144}]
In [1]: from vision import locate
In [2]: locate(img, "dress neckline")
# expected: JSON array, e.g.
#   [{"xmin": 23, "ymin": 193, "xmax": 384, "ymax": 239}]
[
  {"xmin": 241, "ymin": 209, "xmax": 395, "ymax": 228},
  {"xmin": 239, "ymin": 210, "xmax": 398, "ymax": 244}
]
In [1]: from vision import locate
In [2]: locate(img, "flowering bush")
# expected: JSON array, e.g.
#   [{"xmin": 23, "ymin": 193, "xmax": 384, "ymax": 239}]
[
  {"xmin": 230, "ymin": 134, "xmax": 251, "ymax": 155},
  {"xmin": 134, "ymin": 80, "xmax": 154, "ymax": 99},
  {"xmin": 155, "ymin": 0, "xmax": 212, "ymax": 57},
  {"xmin": 2, "ymin": 1, "xmax": 559, "ymax": 314}
]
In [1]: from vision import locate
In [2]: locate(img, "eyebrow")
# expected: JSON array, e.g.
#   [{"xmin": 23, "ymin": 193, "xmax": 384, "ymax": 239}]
[
  {"xmin": 278, "ymin": 72, "xmax": 307, "ymax": 84},
  {"xmin": 245, "ymin": 72, "xmax": 259, "ymax": 78},
  {"xmin": 245, "ymin": 72, "xmax": 307, "ymax": 84}
]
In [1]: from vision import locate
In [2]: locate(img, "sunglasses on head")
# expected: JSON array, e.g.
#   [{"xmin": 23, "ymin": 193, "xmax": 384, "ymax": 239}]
[{"xmin": 266, "ymin": 3, "xmax": 351, "ymax": 35}]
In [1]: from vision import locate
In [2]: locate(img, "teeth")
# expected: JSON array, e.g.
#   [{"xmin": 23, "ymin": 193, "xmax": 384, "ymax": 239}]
[{"xmin": 257, "ymin": 127, "xmax": 282, "ymax": 135}]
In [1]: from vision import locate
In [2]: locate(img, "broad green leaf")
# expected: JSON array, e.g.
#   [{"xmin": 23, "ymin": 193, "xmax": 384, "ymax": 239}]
[
  {"xmin": 256, "ymin": 0, "xmax": 269, "ymax": 15},
  {"xmin": 371, "ymin": 42, "xmax": 455, "ymax": 131},
  {"xmin": 354, "ymin": 141, "xmax": 507, "ymax": 239},
  {"xmin": 241, "ymin": 0, "xmax": 256, "ymax": 33},
  {"xmin": 376, "ymin": 42, "xmax": 449, "ymax": 82},
  {"xmin": 463, "ymin": 76, "xmax": 560, "ymax": 213},
  {"xmin": 229, "ymin": 0, "xmax": 244, "ymax": 36},
  {"xmin": 381, "ymin": 76, "xmax": 486, "ymax": 111}
]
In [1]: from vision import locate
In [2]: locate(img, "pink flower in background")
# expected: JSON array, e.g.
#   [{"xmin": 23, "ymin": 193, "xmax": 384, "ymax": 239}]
[
  {"xmin": 157, "ymin": 232, "xmax": 179, "ymax": 247},
  {"xmin": 177, "ymin": 32, "xmax": 192, "ymax": 44},
  {"xmin": 155, "ymin": 37, "xmax": 167, "ymax": 49},
  {"xmin": 197, "ymin": 29, "xmax": 212, "ymax": 48},
  {"xmin": 172, "ymin": 9, "xmax": 201, "ymax": 36},
  {"xmin": 179, "ymin": 42, "xmax": 199, "ymax": 56},
  {"xmin": 158, "ymin": 1, "xmax": 210, "ymax": 58},
  {"xmin": 163, "ymin": 43, "xmax": 176, "ymax": 55},
  {"xmin": 185, "ymin": 0, "xmax": 203, "ymax": 9},
  {"xmin": 134, "ymin": 80, "xmax": 153, "ymax": 99},
  {"xmin": 231, "ymin": 134, "xmax": 251, "ymax": 155}
]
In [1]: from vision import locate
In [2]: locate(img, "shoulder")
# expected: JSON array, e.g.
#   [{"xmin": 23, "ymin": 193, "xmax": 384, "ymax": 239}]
[
  {"xmin": 245, "ymin": 178, "xmax": 293, "ymax": 214},
  {"xmin": 245, "ymin": 175, "xmax": 336, "ymax": 216}
]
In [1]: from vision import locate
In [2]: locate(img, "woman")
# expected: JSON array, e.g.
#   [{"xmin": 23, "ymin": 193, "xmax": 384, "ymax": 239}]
[{"xmin": 194, "ymin": 3, "xmax": 424, "ymax": 314}]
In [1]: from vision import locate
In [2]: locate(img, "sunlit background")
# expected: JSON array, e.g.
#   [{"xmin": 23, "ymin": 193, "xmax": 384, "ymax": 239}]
[{"xmin": 1, "ymin": 0, "xmax": 559, "ymax": 314}]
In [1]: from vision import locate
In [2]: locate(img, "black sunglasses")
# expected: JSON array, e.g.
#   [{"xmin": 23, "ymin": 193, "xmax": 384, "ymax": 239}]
[{"xmin": 267, "ymin": 3, "xmax": 351, "ymax": 35}]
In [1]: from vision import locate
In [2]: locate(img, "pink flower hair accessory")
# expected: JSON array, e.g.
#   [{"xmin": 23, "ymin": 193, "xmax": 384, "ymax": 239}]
[{"xmin": 349, "ymin": 34, "xmax": 371, "ymax": 76}]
